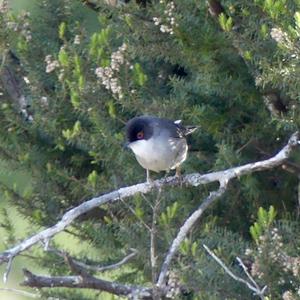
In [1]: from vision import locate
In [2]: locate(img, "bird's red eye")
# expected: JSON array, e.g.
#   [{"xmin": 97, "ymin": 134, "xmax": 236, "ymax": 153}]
[{"xmin": 137, "ymin": 131, "xmax": 144, "ymax": 139}]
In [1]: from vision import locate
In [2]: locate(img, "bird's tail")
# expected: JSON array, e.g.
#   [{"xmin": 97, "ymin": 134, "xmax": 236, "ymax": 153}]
[{"xmin": 184, "ymin": 126, "xmax": 198, "ymax": 136}]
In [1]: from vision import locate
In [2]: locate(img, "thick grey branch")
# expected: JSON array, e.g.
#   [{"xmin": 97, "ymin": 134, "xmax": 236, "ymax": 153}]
[
  {"xmin": 29, "ymin": 247, "xmax": 151, "ymax": 298},
  {"xmin": 0, "ymin": 131, "xmax": 298, "ymax": 282},
  {"xmin": 155, "ymin": 131, "xmax": 299, "ymax": 287},
  {"xmin": 22, "ymin": 268, "xmax": 152, "ymax": 299}
]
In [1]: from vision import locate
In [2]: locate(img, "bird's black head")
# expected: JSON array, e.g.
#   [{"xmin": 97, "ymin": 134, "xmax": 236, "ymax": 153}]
[{"xmin": 126, "ymin": 116, "xmax": 154, "ymax": 143}]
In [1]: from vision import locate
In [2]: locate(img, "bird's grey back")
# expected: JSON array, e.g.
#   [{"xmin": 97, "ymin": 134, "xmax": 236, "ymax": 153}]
[{"xmin": 141, "ymin": 116, "xmax": 195, "ymax": 139}]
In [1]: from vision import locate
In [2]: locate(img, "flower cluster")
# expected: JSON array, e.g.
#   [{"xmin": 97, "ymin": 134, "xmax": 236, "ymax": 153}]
[
  {"xmin": 45, "ymin": 55, "xmax": 59, "ymax": 73},
  {"xmin": 271, "ymin": 28, "xmax": 289, "ymax": 44},
  {"xmin": 165, "ymin": 270, "xmax": 181, "ymax": 299},
  {"xmin": 0, "ymin": 0, "xmax": 8, "ymax": 13},
  {"xmin": 153, "ymin": 1, "xmax": 178, "ymax": 35},
  {"xmin": 246, "ymin": 226, "xmax": 300, "ymax": 297},
  {"xmin": 74, "ymin": 35, "xmax": 81, "ymax": 45},
  {"xmin": 95, "ymin": 43, "xmax": 127, "ymax": 99},
  {"xmin": 7, "ymin": 11, "xmax": 32, "ymax": 42},
  {"xmin": 270, "ymin": 27, "xmax": 296, "ymax": 54},
  {"xmin": 282, "ymin": 290, "xmax": 300, "ymax": 300}
]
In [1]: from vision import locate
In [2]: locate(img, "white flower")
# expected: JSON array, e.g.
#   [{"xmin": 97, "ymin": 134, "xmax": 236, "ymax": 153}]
[
  {"xmin": 45, "ymin": 55, "xmax": 59, "ymax": 73},
  {"xmin": 0, "ymin": 0, "xmax": 8, "ymax": 13},
  {"xmin": 74, "ymin": 35, "xmax": 81, "ymax": 45},
  {"xmin": 23, "ymin": 77, "xmax": 30, "ymax": 84}
]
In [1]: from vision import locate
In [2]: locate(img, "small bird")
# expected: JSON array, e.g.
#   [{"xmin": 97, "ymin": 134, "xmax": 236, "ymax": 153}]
[{"xmin": 125, "ymin": 115, "xmax": 197, "ymax": 182}]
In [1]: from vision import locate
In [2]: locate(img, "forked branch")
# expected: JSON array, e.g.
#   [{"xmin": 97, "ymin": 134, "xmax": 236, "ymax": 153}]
[{"xmin": 0, "ymin": 132, "xmax": 298, "ymax": 297}]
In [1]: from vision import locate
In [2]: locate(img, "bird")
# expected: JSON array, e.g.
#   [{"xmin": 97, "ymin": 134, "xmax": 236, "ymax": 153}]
[{"xmin": 125, "ymin": 115, "xmax": 197, "ymax": 182}]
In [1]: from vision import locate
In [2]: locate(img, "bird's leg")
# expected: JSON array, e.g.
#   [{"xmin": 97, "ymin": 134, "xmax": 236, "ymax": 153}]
[
  {"xmin": 146, "ymin": 169, "xmax": 152, "ymax": 183},
  {"xmin": 175, "ymin": 166, "xmax": 181, "ymax": 177},
  {"xmin": 175, "ymin": 166, "xmax": 183, "ymax": 186}
]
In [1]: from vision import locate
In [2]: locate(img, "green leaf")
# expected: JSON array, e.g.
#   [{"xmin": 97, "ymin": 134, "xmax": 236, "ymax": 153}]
[
  {"xmin": 268, "ymin": 205, "xmax": 277, "ymax": 225},
  {"xmin": 244, "ymin": 50, "xmax": 252, "ymax": 61},
  {"xmin": 107, "ymin": 100, "xmax": 116, "ymax": 118},
  {"xmin": 70, "ymin": 90, "xmax": 80, "ymax": 109},
  {"xmin": 295, "ymin": 12, "xmax": 300, "ymax": 29},
  {"xmin": 133, "ymin": 63, "xmax": 147, "ymax": 86},
  {"xmin": 59, "ymin": 22, "xmax": 66, "ymax": 40},
  {"xmin": 191, "ymin": 241, "xmax": 198, "ymax": 256},
  {"xmin": 73, "ymin": 121, "xmax": 81, "ymax": 135},
  {"xmin": 225, "ymin": 16, "xmax": 233, "ymax": 31},
  {"xmin": 124, "ymin": 15, "xmax": 133, "ymax": 28},
  {"xmin": 62, "ymin": 121, "xmax": 81, "ymax": 140},
  {"xmin": 98, "ymin": 27, "xmax": 111, "ymax": 45},
  {"xmin": 62, "ymin": 128, "xmax": 72, "ymax": 140},
  {"xmin": 179, "ymin": 238, "xmax": 190, "ymax": 255},
  {"xmin": 135, "ymin": 206, "xmax": 144, "ymax": 218},
  {"xmin": 88, "ymin": 170, "xmax": 98, "ymax": 188},
  {"xmin": 74, "ymin": 55, "xmax": 81, "ymax": 77},
  {"xmin": 218, "ymin": 13, "xmax": 233, "ymax": 32},
  {"xmin": 260, "ymin": 23, "xmax": 268, "ymax": 38},
  {"xmin": 58, "ymin": 48, "xmax": 69, "ymax": 67},
  {"xmin": 78, "ymin": 75, "xmax": 85, "ymax": 91},
  {"xmin": 160, "ymin": 212, "xmax": 168, "ymax": 225}
]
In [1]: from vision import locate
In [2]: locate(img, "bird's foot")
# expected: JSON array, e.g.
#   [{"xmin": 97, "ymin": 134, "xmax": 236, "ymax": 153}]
[{"xmin": 175, "ymin": 167, "xmax": 183, "ymax": 186}]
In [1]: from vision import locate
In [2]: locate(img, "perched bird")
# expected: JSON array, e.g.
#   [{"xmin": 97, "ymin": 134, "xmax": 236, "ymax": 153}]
[{"xmin": 125, "ymin": 115, "xmax": 197, "ymax": 182}]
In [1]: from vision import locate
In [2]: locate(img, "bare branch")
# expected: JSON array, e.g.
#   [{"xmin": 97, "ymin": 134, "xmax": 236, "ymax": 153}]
[
  {"xmin": 236, "ymin": 257, "xmax": 265, "ymax": 294},
  {"xmin": 3, "ymin": 255, "xmax": 13, "ymax": 283},
  {"xmin": 155, "ymin": 131, "xmax": 299, "ymax": 288},
  {"xmin": 150, "ymin": 190, "xmax": 161, "ymax": 281},
  {"xmin": 46, "ymin": 245, "xmax": 138, "ymax": 272},
  {"xmin": 22, "ymin": 268, "xmax": 152, "ymax": 299},
  {"xmin": 203, "ymin": 244, "xmax": 267, "ymax": 299},
  {"xmin": 151, "ymin": 189, "xmax": 162, "ymax": 299},
  {"xmin": 0, "ymin": 131, "xmax": 298, "ymax": 286},
  {"xmin": 157, "ymin": 182, "xmax": 228, "ymax": 288},
  {"xmin": 23, "ymin": 252, "xmax": 152, "ymax": 298},
  {"xmin": 77, "ymin": 249, "xmax": 138, "ymax": 272}
]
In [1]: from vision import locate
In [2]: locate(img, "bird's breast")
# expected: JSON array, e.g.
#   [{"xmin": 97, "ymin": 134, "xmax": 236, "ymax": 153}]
[{"xmin": 128, "ymin": 137, "xmax": 188, "ymax": 172}]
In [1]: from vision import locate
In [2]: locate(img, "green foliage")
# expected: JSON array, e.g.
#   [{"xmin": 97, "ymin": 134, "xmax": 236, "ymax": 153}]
[
  {"xmin": 246, "ymin": 210, "xmax": 300, "ymax": 299},
  {"xmin": 218, "ymin": 13, "xmax": 233, "ymax": 32},
  {"xmin": 133, "ymin": 63, "xmax": 148, "ymax": 86},
  {"xmin": 0, "ymin": 0, "xmax": 300, "ymax": 299},
  {"xmin": 250, "ymin": 206, "xmax": 277, "ymax": 243}
]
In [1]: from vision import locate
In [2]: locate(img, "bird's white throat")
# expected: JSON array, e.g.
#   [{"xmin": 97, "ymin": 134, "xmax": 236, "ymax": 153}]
[{"xmin": 128, "ymin": 139, "xmax": 153, "ymax": 158}]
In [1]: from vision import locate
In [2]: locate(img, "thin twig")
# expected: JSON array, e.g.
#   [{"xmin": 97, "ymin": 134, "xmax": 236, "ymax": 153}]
[
  {"xmin": 0, "ymin": 50, "xmax": 8, "ymax": 71},
  {"xmin": 203, "ymin": 244, "xmax": 266, "ymax": 299},
  {"xmin": 3, "ymin": 255, "xmax": 13, "ymax": 283},
  {"xmin": 120, "ymin": 197, "xmax": 152, "ymax": 232},
  {"xmin": 76, "ymin": 250, "xmax": 138, "ymax": 272},
  {"xmin": 141, "ymin": 193, "xmax": 154, "ymax": 210},
  {"xmin": 236, "ymin": 257, "xmax": 267, "ymax": 294},
  {"xmin": 151, "ymin": 188, "xmax": 162, "ymax": 294},
  {"xmin": 46, "ymin": 245, "xmax": 138, "ymax": 272}
]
